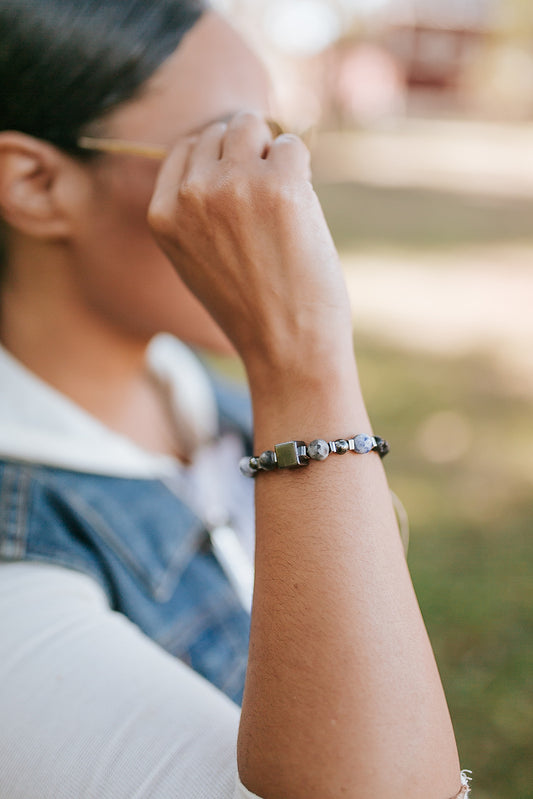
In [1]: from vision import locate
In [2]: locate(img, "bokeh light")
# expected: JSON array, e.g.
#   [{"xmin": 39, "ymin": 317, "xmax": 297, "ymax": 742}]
[{"xmin": 262, "ymin": 0, "xmax": 342, "ymax": 56}]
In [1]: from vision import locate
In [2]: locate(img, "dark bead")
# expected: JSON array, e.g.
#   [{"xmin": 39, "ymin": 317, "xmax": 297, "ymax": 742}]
[
  {"xmin": 259, "ymin": 450, "xmax": 277, "ymax": 471},
  {"xmin": 335, "ymin": 439, "xmax": 350, "ymax": 454},
  {"xmin": 374, "ymin": 437, "xmax": 390, "ymax": 458}
]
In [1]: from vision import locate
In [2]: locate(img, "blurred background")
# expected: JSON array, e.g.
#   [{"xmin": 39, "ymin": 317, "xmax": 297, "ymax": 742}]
[{"xmin": 213, "ymin": 1, "xmax": 533, "ymax": 797}]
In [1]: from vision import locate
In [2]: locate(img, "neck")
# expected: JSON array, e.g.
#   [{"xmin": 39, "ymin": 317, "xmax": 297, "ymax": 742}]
[
  {"xmin": 1, "ymin": 274, "xmax": 148, "ymax": 404},
  {"xmin": 0, "ymin": 244, "xmax": 180, "ymax": 457}
]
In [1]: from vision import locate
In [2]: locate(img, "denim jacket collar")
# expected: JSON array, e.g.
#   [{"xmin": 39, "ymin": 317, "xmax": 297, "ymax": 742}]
[{"xmin": 0, "ymin": 334, "xmax": 219, "ymax": 478}]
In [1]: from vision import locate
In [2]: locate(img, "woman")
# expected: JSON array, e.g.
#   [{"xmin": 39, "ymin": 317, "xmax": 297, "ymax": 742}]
[{"xmin": 0, "ymin": 1, "xmax": 471, "ymax": 797}]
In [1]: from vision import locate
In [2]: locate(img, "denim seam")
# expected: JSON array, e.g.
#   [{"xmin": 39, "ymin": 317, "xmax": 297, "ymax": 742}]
[
  {"xmin": 0, "ymin": 464, "xmax": 14, "ymax": 555},
  {"xmin": 157, "ymin": 591, "xmax": 246, "ymax": 653},
  {"xmin": 14, "ymin": 467, "xmax": 31, "ymax": 559},
  {"xmin": 0, "ymin": 464, "xmax": 30, "ymax": 560},
  {"xmin": 157, "ymin": 605, "xmax": 219, "ymax": 652},
  {"xmin": 28, "ymin": 469, "xmax": 207, "ymax": 601}
]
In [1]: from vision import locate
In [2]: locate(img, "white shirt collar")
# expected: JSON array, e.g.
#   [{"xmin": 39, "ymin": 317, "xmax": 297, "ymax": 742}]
[{"xmin": 0, "ymin": 334, "xmax": 219, "ymax": 478}]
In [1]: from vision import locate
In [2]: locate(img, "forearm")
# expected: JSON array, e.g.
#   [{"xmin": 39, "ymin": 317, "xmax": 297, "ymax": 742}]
[
  {"xmin": 238, "ymin": 349, "xmax": 461, "ymax": 799},
  {"xmin": 148, "ymin": 114, "xmax": 462, "ymax": 799}
]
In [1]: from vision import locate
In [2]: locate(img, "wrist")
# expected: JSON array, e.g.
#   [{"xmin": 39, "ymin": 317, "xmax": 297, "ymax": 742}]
[
  {"xmin": 243, "ymin": 332, "xmax": 358, "ymax": 396},
  {"xmin": 246, "ymin": 355, "xmax": 372, "ymax": 453}
]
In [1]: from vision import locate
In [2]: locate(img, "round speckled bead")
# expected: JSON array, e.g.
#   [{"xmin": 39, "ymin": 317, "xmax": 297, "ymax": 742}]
[
  {"xmin": 307, "ymin": 439, "xmax": 330, "ymax": 461},
  {"xmin": 239, "ymin": 457, "xmax": 258, "ymax": 478},
  {"xmin": 259, "ymin": 450, "xmax": 277, "ymax": 471},
  {"xmin": 353, "ymin": 434, "xmax": 374, "ymax": 454},
  {"xmin": 335, "ymin": 439, "xmax": 350, "ymax": 454}
]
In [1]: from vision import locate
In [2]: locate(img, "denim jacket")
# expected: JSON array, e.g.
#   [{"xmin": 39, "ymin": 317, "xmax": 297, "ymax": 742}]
[{"xmin": 0, "ymin": 336, "xmax": 254, "ymax": 706}]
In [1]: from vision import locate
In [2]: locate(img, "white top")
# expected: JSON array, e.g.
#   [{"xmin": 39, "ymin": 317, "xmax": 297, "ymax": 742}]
[
  {"xmin": 0, "ymin": 337, "xmax": 260, "ymax": 799},
  {"xmin": 0, "ymin": 334, "xmax": 218, "ymax": 477}
]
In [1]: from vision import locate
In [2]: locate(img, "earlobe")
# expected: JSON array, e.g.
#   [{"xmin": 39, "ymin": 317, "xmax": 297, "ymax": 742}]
[{"xmin": 0, "ymin": 132, "xmax": 71, "ymax": 241}]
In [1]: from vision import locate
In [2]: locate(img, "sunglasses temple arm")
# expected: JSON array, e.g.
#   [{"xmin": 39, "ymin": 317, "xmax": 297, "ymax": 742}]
[{"xmin": 77, "ymin": 136, "xmax": 168, "ymax": 160}]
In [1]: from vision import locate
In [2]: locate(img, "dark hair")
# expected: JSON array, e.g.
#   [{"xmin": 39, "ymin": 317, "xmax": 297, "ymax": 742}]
[
  {"xmin": 0, "ymin": 0, "xmax": 208, "ymax": 153},
  {"xmin": 0, "ymin": 0, "xmax": 208, "ymax": 274}
]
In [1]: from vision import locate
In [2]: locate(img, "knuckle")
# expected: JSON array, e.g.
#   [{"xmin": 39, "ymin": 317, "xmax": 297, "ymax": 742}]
[
  {"xmin": 269, "ymin": 170, "xmax": 296, "ymax": 195},
  {"xmin": 211, "ymin": 170, "xmax": 250, "ymax": 204},
  {"xmin": 232, "ymin": 110, "xmax": 263, "ymax": 127},
  {"xmin": 149, "ymin": 177, "xmax": 207, "ymax": 237},
  {"xmin": 202, "ymin": 120, "xmax": 228, "ymax": 137},
  {"xmin": 177, "ymin": 178, "xmax": 196, "ymax": 202},
  {"xmin": 276, "ymin": 181, "xmax": 299, "ymax": 207},
  {"xmin": 276, "ymin": 132, "xmax": 301, "ymax": 144},
  {"xmin": 211, "ymin": 119, "xmax": 230, "ymax": 131},
  {"xmin": 270, "ymin": 136, "xmax": 310, "ymax": 169},
  {"xmin": 261, "ymin": 174, "xmax": 299, "ymax": 208},
  {"xmin": 147, "ymin": 199, "xmax": 170, "ymax": 236},
  {"xmin": 275, "ymin": 133, "xmax": 308, "ymax": 154},
  {"xmin": 177, "ymin": 175, "xmax": 208, "ymax": 209}
]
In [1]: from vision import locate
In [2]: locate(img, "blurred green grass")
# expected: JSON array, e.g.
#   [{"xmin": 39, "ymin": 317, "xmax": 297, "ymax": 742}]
[
  {"xmin": 354, "ymin": 335, "xmax": 533, "ymax": 799},
  {"xmin": 316, "ymin": 177, "xmax": 533, "ymax": 799},
  {"xmin": 316, "ymin": 181, "xmax": 533, "ymax": 250}
]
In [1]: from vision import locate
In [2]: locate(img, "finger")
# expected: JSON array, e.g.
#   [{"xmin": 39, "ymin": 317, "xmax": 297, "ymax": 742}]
[
  {"xmin": 221, "ymin": 111, "xmax": 273, "ymax": 162},
  {"xmin": 153, "ymin": 122, "xmax": 227, "ymax": 204},
  {"xmin": 150, "ymin": 135, "xmax": 196, "ymax": 218},
  {"xmin": 266, "ymin": 133, "xmax": 312, "ymax": 181},
  {"xmin": 187, "ymin": 120, "xmax": 228, "ymax": 172}
]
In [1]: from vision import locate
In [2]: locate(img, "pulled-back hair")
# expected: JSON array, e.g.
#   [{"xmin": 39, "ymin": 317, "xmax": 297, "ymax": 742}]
[
  {"xmin": 0, "ymin": 0, "xmax": 207, "ymax": 153},
  {"xmin": 0, "ymin": 0, "xmax": 207, "ymax": 273}
]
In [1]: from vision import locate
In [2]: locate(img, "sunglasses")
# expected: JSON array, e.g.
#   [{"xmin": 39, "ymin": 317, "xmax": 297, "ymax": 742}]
[{"xmin": 77, "ymin": 118, "xmax": 314, "ymax": 160}]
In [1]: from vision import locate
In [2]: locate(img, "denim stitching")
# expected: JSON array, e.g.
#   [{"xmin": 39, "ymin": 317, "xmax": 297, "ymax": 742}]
[
  {"xmin": 14, "ymin": 467, "xmax": 31, "ymax": 559},
  {"xmin": 0, "ymin": 464, "xmax": 13, "ymax": 555},
  {"xmin": 0, "ymin": 464, "xmax": 29, "ymax": 560},
  {"xmin": 28, "ymin": 469, "xmax": 207, "ymax": 600}
]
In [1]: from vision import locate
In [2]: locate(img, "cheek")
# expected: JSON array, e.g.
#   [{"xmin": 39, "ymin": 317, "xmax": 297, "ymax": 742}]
[
  {"xmin": 73, "ymin": 162, "xmax": 231, "ymax": 349},
  {"xmin": 107, "ymin": 160, "xmax": 159, "ymax": 233},
  {"xmin": 79, "ymin": 165, "xmax": 176, "ymax": 311}
]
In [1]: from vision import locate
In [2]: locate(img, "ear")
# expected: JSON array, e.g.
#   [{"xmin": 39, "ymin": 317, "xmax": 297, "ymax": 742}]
[{"xmin": 0, "ymin": 132, "xmax": 74, "ymax": 242}]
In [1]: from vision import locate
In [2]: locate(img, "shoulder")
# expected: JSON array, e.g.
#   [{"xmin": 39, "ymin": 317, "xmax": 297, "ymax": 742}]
[{"xmin": 0, "ymin": 561, "xmax": 245, "ymax": 799}]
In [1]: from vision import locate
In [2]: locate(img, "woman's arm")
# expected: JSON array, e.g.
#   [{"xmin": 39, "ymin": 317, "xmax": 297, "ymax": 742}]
[
  {"xmin": 240, "ymin": 364, "xmax": 460, "ymax": 799},
  {"xmin": 149, "ymin": 111, "xmax": 463, "ymax": 799}
]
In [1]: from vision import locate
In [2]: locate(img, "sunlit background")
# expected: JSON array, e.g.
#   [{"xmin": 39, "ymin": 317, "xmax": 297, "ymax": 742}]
[{"xmin": 212, "ymin": 2, "xmax": 533, "ymax": 797}]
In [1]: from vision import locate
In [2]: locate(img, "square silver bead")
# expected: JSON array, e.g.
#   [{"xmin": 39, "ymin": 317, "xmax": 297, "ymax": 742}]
[{"xmin": 275, "ymin": 440, "xmax": 309, "ymax": 469}]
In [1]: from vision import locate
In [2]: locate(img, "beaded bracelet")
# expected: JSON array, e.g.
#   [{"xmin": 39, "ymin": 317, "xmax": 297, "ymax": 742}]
[{"xmin": 240, "ymin": 434, "xmax": 389, "ymax": 478}]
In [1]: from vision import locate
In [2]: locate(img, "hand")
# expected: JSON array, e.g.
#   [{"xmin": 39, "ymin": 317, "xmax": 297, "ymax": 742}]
[{"xmin": 148, "ymin": 111, "xmax": 353, "ymax": 377}]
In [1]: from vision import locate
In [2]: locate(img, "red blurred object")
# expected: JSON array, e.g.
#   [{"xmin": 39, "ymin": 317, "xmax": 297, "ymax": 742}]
[{"xmin": 386, "ymin": 23, "xmax": 485, "ymax": 90}]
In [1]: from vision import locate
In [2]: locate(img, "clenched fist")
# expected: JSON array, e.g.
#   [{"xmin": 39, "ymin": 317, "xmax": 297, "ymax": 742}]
[{"xmin": 148, "ymin": 111, "xmax": 353, "ymax": 379}]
